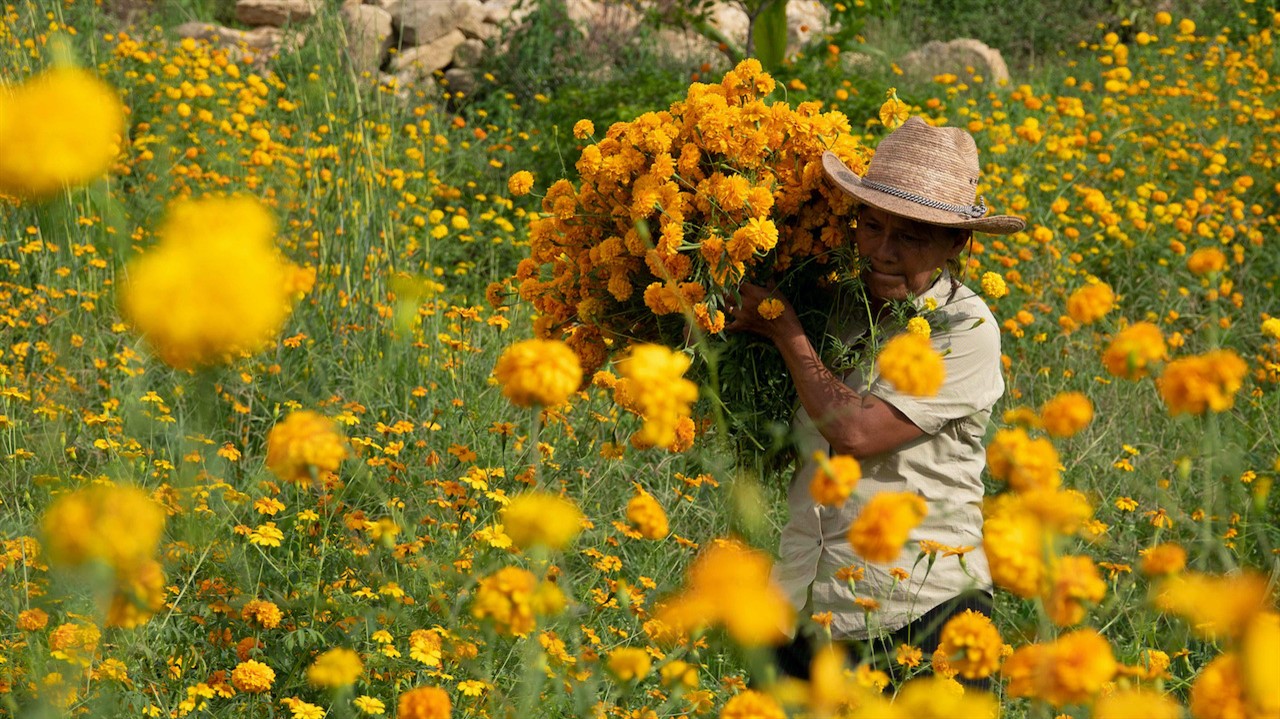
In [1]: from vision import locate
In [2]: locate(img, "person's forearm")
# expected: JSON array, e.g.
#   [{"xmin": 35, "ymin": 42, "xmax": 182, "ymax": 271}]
[{"xmin": 770, "ymin": 320, "xmax": 874, "ymax": 456}]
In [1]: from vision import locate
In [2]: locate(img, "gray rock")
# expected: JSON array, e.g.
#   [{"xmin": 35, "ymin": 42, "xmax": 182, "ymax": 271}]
[
  {"xmin": 234, "ymin": 0, "xmax": 317, "ymax": 27},
  {"xmin": 391, "ymin": 28, "xmax": 467, "ymax": 80},
  {"xmin": 393, "ymin": 0, "xmax": 485, "ymax": 46},
  {"xmin": 172, "ymin": 21, "xmax": 301, "ymax": 62},
  {"xmin": 443, "ymin": 67, "xmax": 476, "ymax": 96},
  {"xmin": 898, "ymin": 38, "xmax": 1011, "ymax": 85},
  {"xmin": 342, "ymin": 4, "xmax": 393, "ymax": 76},
  {"xmin": 451, "ymin": 38, "xmax": 486, "ymax": 68}
]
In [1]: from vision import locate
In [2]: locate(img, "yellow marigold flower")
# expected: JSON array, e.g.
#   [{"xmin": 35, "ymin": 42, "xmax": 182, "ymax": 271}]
[
  {"xmin": 282, "ymin": 699, "xmax": 325, "ymax": 719},
  {"xmin": 1102, "ymin": 321, "xmax": 1167, "ymax": 379},
  {"xmin": 1153, "ymin": 570, "xmax": 1270, "ymax": 640},
  {"xmin": 985, "ymin": 427, "xmax": 1061, "ymax": 492},
  {"xmin": 606, "ymin": 647, "xmax": 651, "ymax": 682},
  {"xmin": 1186, "ymin": 246, "xmax": 1227, "ymax": 276},
  {"xmin": 996, "ymin": 487, "xmax": 1091, "ymax": 535},
  {"xmin": 982, "ymin": 510, "xmax": 1044, "ymax": 598},
  {"xmin": 0, "ymin": 67, "xmax": 124, "ymax": 198},
  {"xmin": 615, "ymin": 344, "xmax": 697, "ymax": 450},
  {"xmin": 1261, "ymin": 317, "xmax": 1280, "ymax": 340},
  {"xmin": 980, "ymin": 271, "xmax": 1008, "ymax": 299},
  {"xmin": 809, "ymin": 452, "xmax": 861, "ymax": 507},
  {"xmin": 1139, "ymin": 542, "xmax": 1187, "ymax": 576},
  {"xmin": 18, "ymin": 608, "xmax": 49, "ymax": 632},
  {"xmin": 1178, "ymin": 17, "xmax": 1196, "ymax": 34},
  {"xmin": 493, "ymin": 338, "xmax": 583, "ymax": 408},
  {"xmin": 1043, "ymin": 555, "xmax": 1107, "ymax": 626},
  {"xmin": 120, "ymin": 196, "xmax": 299, "ymax": 370},
  {"xmin": 1190, "ymin": 652, "xmax": 1247, "ymax": 719},
  {"xmin": 354, "ymin": 695, "xmax": 386, "ymax": 715},
  {"xmin": 471, "ymin": 566, "xmax": 563, "ymax": 637},
  {"xmin": 500, "ymin": 491, "xmax": 584, "ymax": 551},
  {"xmin": 1094, "ymin": 689, "xmax": 1181, "ymax": 719},
  {"xmin": 1155, "ymin": 11, "xmax": 1172, "ymax": 24},
  {"xmin": 49, "ymin": 621, "xmax": 100, "ymax": 667},
  {"xmin": 572, "ymin": 119, "xmax": 594, "ymax": 139},
  {"xmin": 41, "ymin": 484, "xmax": 165, "ymax": 572},
  {"xmin": 1158, "ymin": 350, "xmax": 1248, "ymax": 415},
  {"xmin": 1002, "ymin": 629, "xmax": 1116, "ymax": 708},
  {"xmin": 249, "ymin": 522, "xmax": 284, "ymax": 547},
  {"xmin": 1066, "ymin": 281, "xmax": 1115, "ymax": 325},
  {"xmin": 242, "ymin": 599, "xmax": 283, "ymax": 630},
  {"xmin": 306, "ymin": 647, "xmax": 363, "ymax": 689},
  {"xmin": 231, "ymin": 659, "xmax": 275, "ymax": 694},
  {"xmin": 847, "ymin": 492, "xmax": 927, "ymax": 563},
  {"xmin": 878, "ymin": 87, "xmax": 910, "ymax": 129},
  {"xmin": 895, "ymin": 675, "xmax": 998, "ymax": 717},
  {"xmin": 905, "ymin": 316, "xmax": 931, "ymax": 338},
  {"xmin": 105, "ymin": 558, "xmax": 166, "ymax": 629},
  {"xmin": 876, "ymin": 333, "xmax": 944, "ymax": 396},
  {"xmin": 1243, "ymin": 612, "xmax": 1280, "ymax": 718},
  {"xmin": 720, "ymin": 689, "xmax": 785, "ymax": 719},
  {"xmin": 266, "ymin": 411, "xmax": 350, "ymax": 486},
  {"xmin": 1038, "ymin": 391, "xmax": 1093, "ymax": 438},
  {"xmin": 757, "ymin": 297, "xmax": 784, "ymax": 320},
  {"xmin": 936, "ymin": 609, "xmax": 1003, "ymax": 679},
  {"xmin": 507, "ymin": 170, "xmax": 534, "ymax": 197},
  {"xmin": 626, "ymin": 489, "xmax": 669, "ymax": 539},
  {"xmin": 397, "ymin": 686, "xmax": 451, "ymax": 719},
  {"xmin": 409, "ymin": 629, "xmax": 443, "ymax": 667}
]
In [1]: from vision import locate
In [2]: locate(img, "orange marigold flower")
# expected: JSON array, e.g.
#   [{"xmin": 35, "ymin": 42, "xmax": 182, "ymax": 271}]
[
  {"xmin": 1066, "ymin": 280, "xmax": 1115, "ymax": 325},
  {"xmin": 1186, "ymin": 246, "xmax": 1227, "ymax": 276},
  {"xmin": 1002, "ymin": 629, "xmax": 1116, "ymax": 708},
  {"xmin": 397, "ymin": 685, "xmax": 451, "ymax": 719},
  {"xmin": 471, "ymin": 567, "xmax": 564, "ymax": 637},
  {"xmin": 626, "ymin": 489, "xmax": 669, "ymax": 539},
  {"xmin": 242, "ymin": 599, "xmax": 284, "ymax": 630},
  {"xmin": 757, "ymin": 297, "xmax": 784, "ymax": 320},
  {"xmin": 507, "ymin": 170, "xmax": 534, "ymax": 197},
  {"xmin": 985, "ymin": 427, "xmax": 1061, "ymax": 492},
  {"xmin": 1139, "ymin": 542, "xmax": 1187, "ymax": 576},
  {"xmin": 1190, "ymin": 652, "xmax": 1248, "ymax": 719},
  {"xmin": 720, "ymin": 689, "xmax": 785, "ymax": 719},
  {"xmin": 847, "ymin": 492, "xmax": 927, "ymax": 563},
  {"xmin": 1102, "ymin": 321, "xmax": 1167, "ymax": 379},
  {"xmin": 572, "ymin": 119, "xmax": 595, "ymax": 139},
  {"xmin": 982, "ymin": 509, "xmax": 1044, "ymax": 598},
  {"xmin": 1153, "ymin": 571, "xmax": 1270, "ymax": 640},
  {"xmin": 876, "ymin": 333, "xmax": 945, "ymax": 396},
  {"xmin": 809, "ymin": 452, "xmax": 861, "ymax": 507},
  {"xmin": 1094, "ymin": 689, "xmax": 1182, "ymax": 719},
  {"xmin": 40, "ymin": 484, "xmax": 165, "ymax": 573},
  {"xmin": 1043, "ymin": 555, "xmax": 1107, "ymax": 626},
  {"xmin": 231, "ymin": 659, "xmax": 275, "ymax": 694},
  {"xmin": 1157, "ymin": 350, "xmax": 1248, "ymax": 415},
  {"xmin": 936, "ymin": 609, "xmax": 1003, "ymax": 679},
  {"xmin": 493, "ymin": 338, "xmax": 583, "ymax": 408},
  {"xmin": 265, "ymin": 410, "xmax": 350, "ymax": 486},
  {"xmin": 1038, "ymin": 391, "xmax": 1093, "ymax": 438},
  {"xmin": 17, "ymin": 608, "xmax": 49, "ymax": 631}
]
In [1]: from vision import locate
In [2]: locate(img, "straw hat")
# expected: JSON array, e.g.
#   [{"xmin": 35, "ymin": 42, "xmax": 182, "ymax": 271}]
[{"xmin": 823, "ymin": 117, "xmax": 1025, "ymax": 235}]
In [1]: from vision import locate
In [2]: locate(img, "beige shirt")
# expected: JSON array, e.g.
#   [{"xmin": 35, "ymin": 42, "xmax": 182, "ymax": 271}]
[{"xmin": 772, "ymin": 273, "xmax": 1002, "ymax": 640}]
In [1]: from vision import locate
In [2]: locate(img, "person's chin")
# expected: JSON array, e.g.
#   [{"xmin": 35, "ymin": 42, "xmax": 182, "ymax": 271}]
[{"xmin": 865, "ymin": 272, "xmax": 907, "ymax": 302}]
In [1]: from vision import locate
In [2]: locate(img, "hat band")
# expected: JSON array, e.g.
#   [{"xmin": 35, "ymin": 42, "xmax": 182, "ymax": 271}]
[{"xmin": 860, "ymin": 177, "xmax": 989, "ymax": 220}]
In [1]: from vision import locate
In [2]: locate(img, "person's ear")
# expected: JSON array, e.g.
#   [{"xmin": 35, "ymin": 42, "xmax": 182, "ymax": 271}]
[{"xmin": 946, "ymin": 230, "xmax": 972, "ymax": 259}]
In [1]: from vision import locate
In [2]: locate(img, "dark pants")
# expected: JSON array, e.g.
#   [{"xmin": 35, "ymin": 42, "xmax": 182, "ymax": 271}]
[{"xmin": 773, "ymin": 590, "xmax": 994, "ymax": 692}]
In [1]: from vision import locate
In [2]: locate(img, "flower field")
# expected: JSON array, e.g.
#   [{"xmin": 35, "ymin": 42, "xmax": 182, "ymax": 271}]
[{"xmin": 1, "ymin": 2, "xmax": 1278, "ymax": 718}]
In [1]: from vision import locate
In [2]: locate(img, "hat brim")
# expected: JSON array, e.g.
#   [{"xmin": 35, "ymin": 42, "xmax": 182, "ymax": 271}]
[{"xmin": 822, "ymin": 151, "xmax": 1026, "ymax": 235}]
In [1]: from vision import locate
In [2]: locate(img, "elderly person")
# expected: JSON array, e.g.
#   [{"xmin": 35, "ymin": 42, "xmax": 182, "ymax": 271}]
[{"xmin": 726, "ymin": 117, "xmax": 1025, "ymax": 683}]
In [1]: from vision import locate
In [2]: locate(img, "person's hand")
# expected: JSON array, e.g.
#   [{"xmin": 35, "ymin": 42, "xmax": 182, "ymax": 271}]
[{"xmin": 725, "ymin": 282, "xmax": 800, "ymax": 342}]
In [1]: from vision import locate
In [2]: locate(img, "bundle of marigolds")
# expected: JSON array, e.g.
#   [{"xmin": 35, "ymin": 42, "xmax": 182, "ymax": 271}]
[{"xmin": 512, "ymin": 59, "xmax": 870, "ymax": 446}]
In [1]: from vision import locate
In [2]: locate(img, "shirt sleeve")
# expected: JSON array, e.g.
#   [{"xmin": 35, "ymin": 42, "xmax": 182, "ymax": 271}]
[{"xmin": 867, "ymin": 298, "xmax": 1005, "ymax": 435}]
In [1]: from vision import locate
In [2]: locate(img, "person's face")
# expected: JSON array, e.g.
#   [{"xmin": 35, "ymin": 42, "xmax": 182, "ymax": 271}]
[{"xmin": 853, "ymin": 206, "xmax": 969, "ymax": 303}]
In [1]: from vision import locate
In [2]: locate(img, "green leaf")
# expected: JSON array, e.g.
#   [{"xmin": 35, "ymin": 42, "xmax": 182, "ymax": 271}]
[{"xmin": 752, "ymin": 0, "xmax": 788, "ymax": 72}]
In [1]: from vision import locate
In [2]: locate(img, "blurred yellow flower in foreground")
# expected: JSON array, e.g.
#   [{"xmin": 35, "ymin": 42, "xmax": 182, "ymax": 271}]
[
  {"xmin": 120, "ymin": 196, "xmax": 303, "ymax": 370},
  {"xmin": 41, "ymin": 484, "xmax": 165, "ymax": 572},
  {"xmin": 1102, "ymin": 321, "xmax": 1167, "ymax": 379},
  {"xmin": 266, "ymin": 410, "xmax": 350, "ymax": 487},
  {"xmin": 936, "ymin": 609, "xmax": 1003, "ymax": 679},
  {"xmin": 876, "ymin": 333, "xmax": 944, "ymax": 396},
  {"xmin": 1038, "ymin": 391, "xmax": 1093, "ymax": 438},
  {"xmin": 397, "ymin": 686, "xmax": 451, "ymax": 719},
  {"xmin": 307, "ymin": 647, "xmax": 364, "ymax": 689},
  {"xmin": 614, "ymin": 344, "xmax": 697, "ymax": 450},
  {"xmin": 500, "ymin": 491, "xmax": 584, "ymax": 551},
  {"xmin": 847, "ymin": 491, "xmax": 927, "ymax": 563},
  {"xmin": 1066, "ymin": 280, "xmax": 1115, "ymax": 325},
  {"xmin": 809, "ymin": 453, "xmax": 861, "ymax": 507},
  {"xmin": 0, "ymin": 67, "xmax": 124, "ymax": 199},
  {"xmin": 1157, "ymin": 349, "xmax": 1248, "ymax": 416},
  {"xmin": 471, "ymin": 566, "xmax": 564, "ymax": 637},
  {"xmin": 605, "ymin": 647, "xmax": 651, "ymax": 682},
  {"xmin": 493, "ymin": 338, "xmax": 583, "ymax": 408},
  {"xmin": 625, "ymin": 488, "xmax": 669, "ymax": 539}
]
